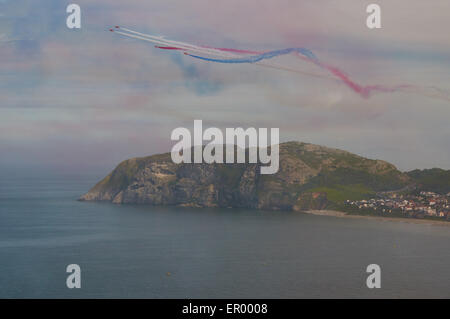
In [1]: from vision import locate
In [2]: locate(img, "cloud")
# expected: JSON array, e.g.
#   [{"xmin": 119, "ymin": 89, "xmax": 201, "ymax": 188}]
[{"xmin": 1, "ymin": 0, "xmax": 450, "ymax": 173}]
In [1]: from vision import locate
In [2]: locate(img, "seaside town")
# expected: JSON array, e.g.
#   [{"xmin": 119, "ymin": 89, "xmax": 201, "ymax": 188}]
[{"xmin": 345, "ymin": 191, "xmax": 450, "ymax": 220}]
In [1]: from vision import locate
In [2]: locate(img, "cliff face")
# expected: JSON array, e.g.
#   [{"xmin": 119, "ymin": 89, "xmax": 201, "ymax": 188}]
[{"xmin": 79, "ymin": 142, "xmax": 412, "ymax": 210}]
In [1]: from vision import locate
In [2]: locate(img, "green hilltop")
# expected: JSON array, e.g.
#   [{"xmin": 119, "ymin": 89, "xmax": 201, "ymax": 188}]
[{"xmin": 407, "ymin": 168, "xmax": 450, "ymax": 194}]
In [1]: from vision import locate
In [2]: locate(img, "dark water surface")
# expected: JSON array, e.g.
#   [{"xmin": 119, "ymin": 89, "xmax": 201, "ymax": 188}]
[{"xmin": 0, "ymin": 176, "xmax": 449, "ymax": 298}]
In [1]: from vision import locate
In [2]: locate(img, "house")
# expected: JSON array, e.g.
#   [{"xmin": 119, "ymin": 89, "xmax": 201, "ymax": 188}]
[{"xmin": 427, "ymin": 208, "xmax": 437, "ymax": 216}]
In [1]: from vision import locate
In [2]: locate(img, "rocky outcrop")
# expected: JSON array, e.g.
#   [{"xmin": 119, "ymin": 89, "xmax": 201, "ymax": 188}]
[
  {"xmin": 293, "ymin": 192, "xmax": 328, "ymax": 211},
  {"xmin": 79, "ymin": 142, "xmax": 412, "ymax": 210}
]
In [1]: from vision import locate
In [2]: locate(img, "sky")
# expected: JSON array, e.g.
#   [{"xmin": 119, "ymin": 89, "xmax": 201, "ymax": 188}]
[{"xmin": 1, "ymin": 0, "xmax": 450, "ymax": 177}]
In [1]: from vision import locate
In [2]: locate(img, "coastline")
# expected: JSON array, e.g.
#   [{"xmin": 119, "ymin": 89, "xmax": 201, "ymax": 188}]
[{"xmin": 304, "ymin": 210, "xmax": 450, "ymax": 227}]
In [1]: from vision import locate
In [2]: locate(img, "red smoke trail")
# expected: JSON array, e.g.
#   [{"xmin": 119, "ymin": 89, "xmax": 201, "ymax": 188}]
[
  {"xmin": 155, "ymin": 46, "xmax": 183, "ymax": 50},
  {"xmin": 318, "ymin": 62, "xmax": 410, "ymax": 98}
]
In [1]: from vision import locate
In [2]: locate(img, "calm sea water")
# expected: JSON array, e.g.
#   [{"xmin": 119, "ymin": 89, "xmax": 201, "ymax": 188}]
[{"xmin": 0, "ymin": 176, "xmax": 449, "ymax": 298}]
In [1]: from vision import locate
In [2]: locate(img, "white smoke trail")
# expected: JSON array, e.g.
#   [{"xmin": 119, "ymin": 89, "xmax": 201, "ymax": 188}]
[{"xmin": 119, "ymin": 27, "xmax": 239, "ymax": 58}]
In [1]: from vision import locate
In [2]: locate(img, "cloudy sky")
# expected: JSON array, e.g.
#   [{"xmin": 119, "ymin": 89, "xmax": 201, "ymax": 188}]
[{"xmin": 1, "ymin": 0, "xmax": 450, "ymax": 176}]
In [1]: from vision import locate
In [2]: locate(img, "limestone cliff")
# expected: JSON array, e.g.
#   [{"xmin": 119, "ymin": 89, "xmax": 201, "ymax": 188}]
[{"xmin": 79, "ymin": 142, "xmax": 412, "ymax": 210}]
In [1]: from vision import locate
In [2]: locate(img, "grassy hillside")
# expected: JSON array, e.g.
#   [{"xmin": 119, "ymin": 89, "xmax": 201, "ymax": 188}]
[
  {"xmin": 307, "ymin": 185, "xmax": 375, "ymax": 204},
  {"xmin": 407, "ymin": 168, "xmax": 450, "ymax": 194}
]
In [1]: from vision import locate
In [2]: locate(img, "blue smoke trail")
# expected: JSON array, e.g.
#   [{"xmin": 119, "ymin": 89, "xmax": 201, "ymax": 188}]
[{"xmin": 187, "ymin": 47, "xmax": 318, "ymax": 64}]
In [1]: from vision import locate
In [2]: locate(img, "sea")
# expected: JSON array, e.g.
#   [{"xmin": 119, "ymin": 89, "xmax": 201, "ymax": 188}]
[{"xmin": 0, "ymin": 175, "xmax": 449, "ymax": 298}]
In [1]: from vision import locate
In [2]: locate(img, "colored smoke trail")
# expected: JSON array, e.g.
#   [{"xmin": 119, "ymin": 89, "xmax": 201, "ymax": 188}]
[
  {"xmin": 112, "ymin": 27, "xmax": 334, "ymax": 80},
  {"xmin": 314, "ymin": 61, "xmax": 412, "ymax": 98},
  {"xmin": 205, "ymin": 46, "xmax": 398, "ymax": 98},
  {"xmin": 186, "ymin": 48, "xmax": 318, "ymax": 64},
  {"xmin": 188, "ymin": 48, "xmax": 447, "ymax": 100},
  {"xmin": 187, "ymin": 49, "xmax": 414, "ymax": 98},
  {"xmin": 111, "ymin": 26, "xmax": 450, "ymax": 102},
  {"xmin": 155, "ymin": 46, "xmax": 183, "ymax": 50}
]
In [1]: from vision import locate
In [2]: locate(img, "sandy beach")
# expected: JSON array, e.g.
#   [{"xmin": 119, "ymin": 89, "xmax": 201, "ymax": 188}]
[{"xmin": 304, "ymin": 210, "xmax": 450, "ymax": 227}]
